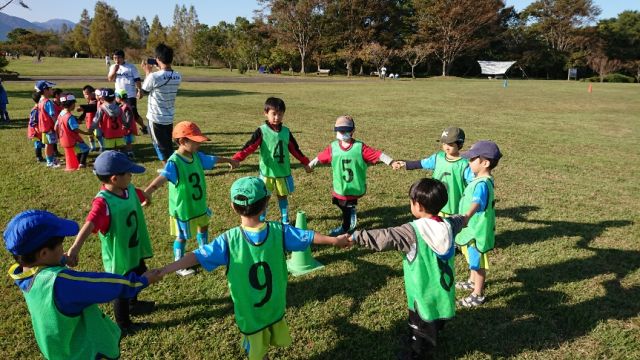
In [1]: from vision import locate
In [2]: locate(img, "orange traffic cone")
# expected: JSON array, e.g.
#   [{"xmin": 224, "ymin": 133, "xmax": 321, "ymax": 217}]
[
  {"xmin": 588, "ymin": 83, "xmax": 593, "ymax": 93},
  {"xmin": 64, "ymin": 147, "xmax": 79, "ymax": 171}
]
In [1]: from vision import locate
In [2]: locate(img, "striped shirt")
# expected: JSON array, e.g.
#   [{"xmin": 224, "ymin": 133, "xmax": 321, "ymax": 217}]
[{"xmin": 142, "ymin": 69, "xmax": 181, "ymax": 125}]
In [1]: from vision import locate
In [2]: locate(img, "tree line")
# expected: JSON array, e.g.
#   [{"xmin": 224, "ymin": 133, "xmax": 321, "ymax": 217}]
[{"xmin": 1, "ymin": 0, "xmax": 639, "ymax": 81}]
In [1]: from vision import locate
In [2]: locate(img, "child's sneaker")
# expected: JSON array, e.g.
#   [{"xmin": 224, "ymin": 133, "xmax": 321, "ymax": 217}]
[
  {"xmin": 455, "ymin": 280, "xmax": 475, "ymax": 291},
  {"xmin": 176, "ymin": 268, "xmax": 195, "ymax": 277},
  {"xmin": 458, "ymin": 293, "xmax": 485, "ymax": 308},
  {"xmin": 329, "ymin": 225, "xmax": 347, "ymax": 237}
]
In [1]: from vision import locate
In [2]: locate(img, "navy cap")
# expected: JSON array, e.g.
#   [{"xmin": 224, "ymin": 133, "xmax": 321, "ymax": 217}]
[
  {"xmin": 334, "ymin": 115, "xmax": 355, "ymax": 132},
  {"xmin": 102, "ymin": 88, "xmax": 115, "ymax": 100},
  {"xmin": 461, "ymin": 140, "xmax": 502, "ymax": 160},
  {"xmin": 93, "ymin": 150, "xmax": 145, "ymax": 176},
  {"xmin": 34, "ymin": 80, "xmax": 56, "ymax": 92},
  {"xmin": 4, "ymin": 210, "xmax": 78, "ymax": 256}
]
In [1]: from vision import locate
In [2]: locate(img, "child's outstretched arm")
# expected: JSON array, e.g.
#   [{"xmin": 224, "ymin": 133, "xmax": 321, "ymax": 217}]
[
  {"xmin": 159, "ymin": 252, "xmax": 199, "ymax": 277},
  {"xmin": 65, "ymin": 221, "xmax": 95, "ymax": 267},
  {"xmin": 313, "ymin": 233, "xmax": 352, "ymax": 248},
  {"xmin": 216, "ymin": 156, "xmax": 240, "ymax": 170},
  {"xmin": 143, "ymin": 174, "xmax": 168, "ymax": 206},
  {"xmin": 350, "ymin": 224, "xmax": 417, "ymax": 253}
]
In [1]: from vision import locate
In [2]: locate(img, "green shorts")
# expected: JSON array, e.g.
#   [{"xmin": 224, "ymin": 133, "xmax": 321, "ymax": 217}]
[
  {"xmin": 103, "ymin": 137, "xmax": 126, "ymax": 149},
  {"xmin": 170, "ymin": 212, "xmax": 211, "ymax": 240},
  {"xmin": 242, "ymin": 318, "xmax": 291, "ymax": 360}
]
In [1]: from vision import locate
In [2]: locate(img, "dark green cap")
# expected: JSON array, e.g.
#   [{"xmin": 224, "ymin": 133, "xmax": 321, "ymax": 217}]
[{"xmin": 230, "ymin": 177, "xmax": 270, "ymax": 206}]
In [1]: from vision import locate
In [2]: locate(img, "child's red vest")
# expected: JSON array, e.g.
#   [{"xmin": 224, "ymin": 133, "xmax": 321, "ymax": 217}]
[
  {"xmin": 37, "ymin": 98, "xmax": 55, "ymax": 133},
  {"xmin": 56, "ymin": 111, "xmax": 84, "ymax": 148},
  {"xmin": 27, "ymin": 105, "xmax": 41, "ymax": 139},
  {"xmin": 120, "ymin": 103, "xmax": 138, "ymax": 136},
  {"xmin": 99, "ymin": 106, "xmax": 126, "ymax": 139}
]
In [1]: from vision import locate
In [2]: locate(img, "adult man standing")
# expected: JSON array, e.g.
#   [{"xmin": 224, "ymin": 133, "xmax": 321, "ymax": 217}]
[
  {"xmin": 107, "ymin": 50, "xmax": 147, "ymax": 134},
  {"xmin": 141, "ymin": 43, "xmax": 182, "ymax": 164}
]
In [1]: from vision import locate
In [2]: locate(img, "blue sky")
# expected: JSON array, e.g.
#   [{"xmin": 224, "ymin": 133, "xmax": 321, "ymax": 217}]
[{"xmin": 2, "ymin": 0, "xmax": 637, "ymax": 25}]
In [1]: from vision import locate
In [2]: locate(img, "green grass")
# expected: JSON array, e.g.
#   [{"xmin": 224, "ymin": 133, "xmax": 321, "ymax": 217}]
[{"xmin": 0, "ymin": 60, "xmax": 639, "ymax": 359}]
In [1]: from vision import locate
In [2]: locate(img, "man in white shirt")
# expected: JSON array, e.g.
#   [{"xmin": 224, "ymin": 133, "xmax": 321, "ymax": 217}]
[
  {"xmin": 141, "ymin": 43, "xmax": 182, "ymax": 163},
  {"xmin": 107, "ymin": 50, "xmax": 147, "ymax": 134}
]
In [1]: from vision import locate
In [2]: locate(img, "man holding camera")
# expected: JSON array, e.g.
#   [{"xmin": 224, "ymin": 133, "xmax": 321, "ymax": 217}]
[
  {"xmin": 107, "ymin": 49, "xmax": 147, "ymax": 134},
  {"xmin": 141, "ymin": 43, "xmax": 182, "ymax": 164}
]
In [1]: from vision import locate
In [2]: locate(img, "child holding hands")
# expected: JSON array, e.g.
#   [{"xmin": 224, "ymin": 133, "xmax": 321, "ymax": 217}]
[
  {"xmin": 159, "ymin": 176, "xmax": 350, "ymax": 360},
  {"xmin": 309, "ymin": 115, "xmax": 395, "ymax": 235},
  {"xmin": 145, "ymin": 121, "xmax": 239, "ymax": 276}
]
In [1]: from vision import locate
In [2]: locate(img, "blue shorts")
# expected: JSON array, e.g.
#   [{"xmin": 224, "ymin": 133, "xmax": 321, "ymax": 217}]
[
  {"xmin": 75, "ymin": 142, "xmax": 90, "ymax": 154},
  {"xmin": 124, "ymin": 134, "xmax": 135, "ymax": 145},
  {"xmin": 42, "ymin": 131, "xmax": 57, "ymax": 144}
]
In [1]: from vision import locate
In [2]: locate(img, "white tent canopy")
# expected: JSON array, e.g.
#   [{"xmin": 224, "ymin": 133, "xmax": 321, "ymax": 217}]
[{"xmin": 477, "ymin": 61, "xmax": 516, "ymax": 75}]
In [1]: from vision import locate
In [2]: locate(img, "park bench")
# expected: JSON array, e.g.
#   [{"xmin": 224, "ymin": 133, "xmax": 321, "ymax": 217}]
[{"xmin": 317, "ymin": 69, "xmax": 330, "ymax": 76}]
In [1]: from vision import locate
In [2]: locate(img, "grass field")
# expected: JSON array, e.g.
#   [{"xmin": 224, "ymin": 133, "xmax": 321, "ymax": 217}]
[{"xmin": 0, "ymin": 59, "xmax": 639, "ymax": 359}]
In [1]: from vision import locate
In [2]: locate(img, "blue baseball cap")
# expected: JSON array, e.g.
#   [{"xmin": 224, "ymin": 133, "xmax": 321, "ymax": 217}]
[
  {"xmin": 4, "ymin": 210, "xmax": 79, "ymax": 256},
  {"xmin": 34, "ymin": 80, "xmax": 56, "ymax": 92},
  {"xmin": 93, "ymin": 150, "xmax": 145, "ymax": 176},
  {"xmin": 461, "ymin": 140, "xmax": 502, "ymax": 161}
]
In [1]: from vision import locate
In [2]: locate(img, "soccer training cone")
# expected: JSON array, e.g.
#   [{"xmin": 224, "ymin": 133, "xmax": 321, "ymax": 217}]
[
  {"xmin": 588, "ymin": 83, "xmax": 593, "ymax": 93},
  {"xmin": 287, "ymin": 211, "xmax": 324, "ymax": 276},
  {"xmin": 64, "ymin": 147, "xmax": 79, "ymax": 171}
]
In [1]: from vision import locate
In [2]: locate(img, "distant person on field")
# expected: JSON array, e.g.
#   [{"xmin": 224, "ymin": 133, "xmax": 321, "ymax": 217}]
[
  {"xmin": 34, "ymin": 80, "xmax": 60, "ymax": 168},
  {"xmin": 144, "ymin": 121, "xmax": 238, "ymax": 276},
  {"xmin": 55, "ymin": 93, "xmax": 91, "ymax": 169},
  {"xmin": 158, "ymin": 176, "xmax": 351, "ymax": 360},
  {"xmin": 108, "ymin": 49, "xmax": 147, "ymax": 135},
  {"xmin": 393, "ymin": 127, "xmax": 474, "ymax": 216},
  {"xmin": 141, "ymin": 43, "xmax": 181, "ymax": 163},
  {"xmin": 92, "ymin": 89, "xmax": 126, "ymax": 152},
  {"xmin": 308, "ymin": 115, "xmax": 395, "ymax": 236},
  {"xmin": 4, "ymin": 209, "xmax": 162, "ymax": 360},
  {"xmin": 105, "ymin": 55, "xmax": 110, "ymax": 68},
  {"xmin": 455, "ymin": 141, "xmax": 502, "ymax": 308},
  {"xmin": 65, "ymin": 151, "xmax": 155, "ymax": 333},
  {"xmin": 0, "ymin": 78, "xmax": 10, "ymax": 123},
  {"xmin": 232, "ymin": 97, "xmax": 313, "ymax": 224},
  {"xmin": 76, "ymin": 85, "xmax": 100, "ymax": 151},
  {"xmin": 350, "ymin": 178, "xmax": 466, "ymax": 359},
  {"xmin": 27, "ymin": 91, "xmax": 45, "ymax": 162}
]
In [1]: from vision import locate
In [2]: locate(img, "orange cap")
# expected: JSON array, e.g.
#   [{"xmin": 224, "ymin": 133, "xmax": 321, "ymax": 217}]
[{"xmin": 172, "ymin": 121, "xmax": 210, "ymax": 142}]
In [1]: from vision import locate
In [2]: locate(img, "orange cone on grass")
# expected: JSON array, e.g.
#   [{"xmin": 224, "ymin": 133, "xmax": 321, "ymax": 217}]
[
  {"xmin": 588, "ymin": 83, "xmax": 593, "ymax": 93},
  {"xmin": 64, "ymin": 147, "xmax": 79, "ymax": 171}
]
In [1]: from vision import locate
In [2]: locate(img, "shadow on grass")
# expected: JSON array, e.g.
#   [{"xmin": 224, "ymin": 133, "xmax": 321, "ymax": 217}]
[
  {"xmin": 0, "ymin": 118, "xmax": 28, "ymax": 130},
  {"xmin": 440, "ymin": 207, "xmax": 637, "ymax": 358},
  {"xmin": 177, "ymin": 89, "xmax": 261, "ymax": 98},
  {"xmin": 313, "ymin": 205, "xmax": 414, "ymax": 230}
]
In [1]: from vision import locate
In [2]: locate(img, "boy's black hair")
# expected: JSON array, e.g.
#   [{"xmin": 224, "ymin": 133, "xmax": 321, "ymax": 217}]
[
  {"xmin": 232, "ymin": 196, "xmax": 270, "ymax": 217},
  {"xmin": 155, "ymin": 43, "xmax": 174, "ymax": 65},
  {"xmin": 264, "ymin": 97, "xmax": 286, "ymax": 113},
  {"xmin": 53, "ymin": 88, "xmax": 63, "ymax": 96},
  {"xmin": 475, "ymin": 156, "xmax": 500, "ymax": 170},
  {"xmin": 409, "ymin": 178, "xmax": 448, "ymax": 215},
  {"xmin": 13, "ymin": 236, "xmax": 64, "ymax": 265},
  {"xmin": 83, "ymin": 85, "xmax": 95, "ymax": 93},
  {"xmin": 96, "ymin": 172, "xmax": 125, "ymax": 183},
  {"xmin": 31, "ymin": 91, "xmax": 40, "ymax": 103}
]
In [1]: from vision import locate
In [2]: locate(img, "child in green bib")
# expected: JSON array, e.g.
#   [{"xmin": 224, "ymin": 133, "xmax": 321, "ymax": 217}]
[
  {"xmin": 455, "ymin": 140, "xmax": 502, "ymax": 308},
  {"xmin": 4, "ymin": 210, "xmax": 162, "ymax": 360},
  {"xmin": 309, "ymin": 115, "xmax": 395, "ymax": 235},
  {"xmin": 393, "ymin": 126, "xmax": 474, "ymax": 216},
  {"xmin": 232, "ymin": 97, "xmax": 313, "ymax": 225},
  {"xmin": 145, "ymin": 121, "xmax": 239, "ymax": 276},
  {"xmin": 66, "ymin": 150, "xmax": 156, "ymax": 332},
  {"xmin": 349, "ymin": 178, "xmax": 466, "ymax": 359},
  {"xmin": 158, "ymin": 176, "xmax": 350, "ymax": 360}
]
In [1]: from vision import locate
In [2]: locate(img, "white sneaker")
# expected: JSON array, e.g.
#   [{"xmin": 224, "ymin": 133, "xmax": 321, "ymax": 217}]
[{"xmin": 176, "ymin": 268, "xmax": 195, "ymax": 277}]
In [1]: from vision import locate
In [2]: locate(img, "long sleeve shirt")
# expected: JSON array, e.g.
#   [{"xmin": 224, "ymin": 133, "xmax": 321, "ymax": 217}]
[
  {"xmin": 232, "ymin": 122, "xmax": 310, "ymax": 165},
  {"xmin": 10, "ymin": 265, "xmax": 148, "ymax": 316}
]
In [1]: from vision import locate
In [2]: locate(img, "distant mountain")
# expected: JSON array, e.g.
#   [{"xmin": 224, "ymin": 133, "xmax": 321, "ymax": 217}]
[
  {"xmin": 0, "ymin": 12, "xmax": 75, "ymax": 40},
  {"xmin": 33, "ymin": 19, "xmax": 75, "ymax": 32}
]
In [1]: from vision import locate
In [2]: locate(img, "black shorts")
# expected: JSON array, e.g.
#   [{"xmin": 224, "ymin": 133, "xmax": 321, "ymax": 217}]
[
  {"xmin": 149, "ymin": 122, "xmax": 174, "ymax": 161},
  {"xmin": 332, "ymin": 196, "xmax": 358, "ymax": 207}
]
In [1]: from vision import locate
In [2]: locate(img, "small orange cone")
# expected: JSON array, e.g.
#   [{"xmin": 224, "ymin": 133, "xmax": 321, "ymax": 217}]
[
  {"xmin": 64, "ymin": 147, "xmax": 79, "ymax": 171},
  {"xmin": 588, "ymin": 83, "xmax": 593, "ymax": 93}
]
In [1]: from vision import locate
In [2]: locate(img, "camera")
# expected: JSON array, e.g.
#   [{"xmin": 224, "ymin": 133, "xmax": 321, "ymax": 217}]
[{"xmin": 146, "ymin": 58, "xmax": 158, "ymax": 66}]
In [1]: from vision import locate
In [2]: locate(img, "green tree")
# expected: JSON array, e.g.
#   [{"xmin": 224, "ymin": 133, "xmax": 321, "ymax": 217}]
[
  {"xmin": 146, "ymin": 16, "xmax": 167, "ymax": 52},
  {"xmin": 88, "ymin": 2, "xmax": 129, "ymax": 56},
  {"xmin": 125, "ymin": 16, "xmax": 150, "ymax": 49},
  {"xmin": 69, "ymin": 9, "xmax": 91, "ymax": 55},
  {"xmin": 166, "ymin": 4, "xmax": 199, "ymax": 65}
]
